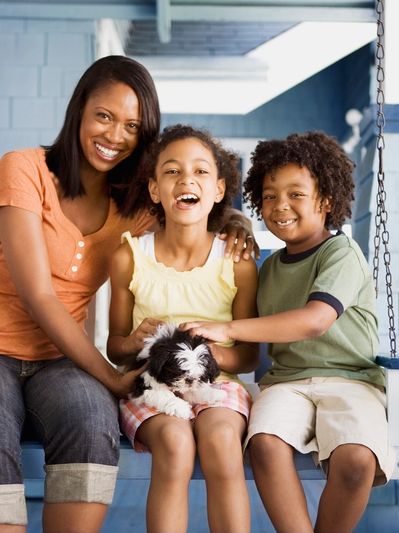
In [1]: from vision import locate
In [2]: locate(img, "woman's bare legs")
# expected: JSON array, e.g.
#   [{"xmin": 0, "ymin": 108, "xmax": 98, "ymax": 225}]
[
  {"xmin": 195, "ymin": 408, "xmax": 250, "ymax": 533},
  {"xmin": 43, "ymin": 503, "xmax": 108, "ymax": 533}
]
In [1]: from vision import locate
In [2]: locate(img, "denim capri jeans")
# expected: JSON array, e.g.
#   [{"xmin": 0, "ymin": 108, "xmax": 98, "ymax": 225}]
[{"xmin": 0, "ymin": 355, "xmax": 120, "ymax": 526}]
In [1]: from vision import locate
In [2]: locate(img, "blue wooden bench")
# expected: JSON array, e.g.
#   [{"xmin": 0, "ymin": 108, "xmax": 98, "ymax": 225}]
[{"xmin": 22, "ymin": 437, "xmax": 325, "ymax": 499}]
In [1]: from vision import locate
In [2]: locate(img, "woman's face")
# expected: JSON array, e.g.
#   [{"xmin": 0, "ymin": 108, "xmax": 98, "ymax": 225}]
[{"xmin": 79, "ymin": 81, "xmax": 141, "ymax": 176}]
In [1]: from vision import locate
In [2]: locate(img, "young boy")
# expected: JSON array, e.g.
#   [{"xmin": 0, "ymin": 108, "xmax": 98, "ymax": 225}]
[{"xmin": 181, "ymin": 131, "xmax": 396, "ymax": 533}]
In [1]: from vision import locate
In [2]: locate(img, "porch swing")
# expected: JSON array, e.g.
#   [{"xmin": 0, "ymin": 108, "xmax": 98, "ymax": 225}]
[{"xmin": 371, "ymin": 0, "xmax": 399, "ymax": 479}]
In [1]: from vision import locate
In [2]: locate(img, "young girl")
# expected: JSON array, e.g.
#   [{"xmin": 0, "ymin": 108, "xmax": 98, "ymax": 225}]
[{"xmin": 107, "ymin": 124, "xmax": 258, "ymax": 533}]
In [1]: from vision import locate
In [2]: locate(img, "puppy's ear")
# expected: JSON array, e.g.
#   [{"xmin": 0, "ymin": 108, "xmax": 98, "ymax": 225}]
[
  {"xmin": 130, "ymin": 375, "xmax": 147, "ymax": 398},
  {"xmin": 201, "ymin": 346, "xmax": 220, "ymax": 383}
]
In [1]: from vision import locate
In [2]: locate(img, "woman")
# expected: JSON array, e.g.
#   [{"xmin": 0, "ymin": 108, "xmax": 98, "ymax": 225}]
[{"xmin": 0, "ymin": 55, "xmax": 257, "ymax": 533}]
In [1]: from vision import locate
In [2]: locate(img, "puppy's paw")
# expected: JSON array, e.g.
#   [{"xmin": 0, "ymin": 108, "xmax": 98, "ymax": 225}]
[
  {"xmin": 163, "ymin": 397, "xmax": 192, "ymax": 419},
  {"xmin": 206, "ymin": 387, "xmax": 227, "ymax": 404}
]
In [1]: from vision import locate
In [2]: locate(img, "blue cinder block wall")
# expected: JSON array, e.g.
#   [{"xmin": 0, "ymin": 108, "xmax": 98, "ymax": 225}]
[{"xmin": 0, "ymin": 17, "xmax": 95, "ymax": 155}]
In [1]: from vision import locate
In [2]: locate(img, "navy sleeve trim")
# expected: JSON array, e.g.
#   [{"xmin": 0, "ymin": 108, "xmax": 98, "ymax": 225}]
[{"xmin": 307, "ymin": 292, "xmax": 344, "ymax": 318}]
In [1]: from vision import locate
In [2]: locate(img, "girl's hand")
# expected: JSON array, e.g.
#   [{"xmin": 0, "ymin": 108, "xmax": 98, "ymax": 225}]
[
  {"xmin": 219, "ymin": 214, "xmax": 260, "ymax": 262},
  {"xmin": 130, "ymin": 317, "xmax": 165, "ymax": 352},
  {"xmin": 179, "ymin": 321, "xmax": 232, "ymax": 343}
]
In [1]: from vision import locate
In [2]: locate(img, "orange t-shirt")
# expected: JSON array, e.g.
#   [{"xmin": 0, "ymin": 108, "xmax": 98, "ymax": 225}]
[{"xmin": 0, "ymin": 147, "xmax": 154, "ymax": 360}]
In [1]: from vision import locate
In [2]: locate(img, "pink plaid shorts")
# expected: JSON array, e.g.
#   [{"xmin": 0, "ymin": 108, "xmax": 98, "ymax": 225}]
[{"xmin": 120, "ymin": 380, "xmax": 252, "ymax": 452}]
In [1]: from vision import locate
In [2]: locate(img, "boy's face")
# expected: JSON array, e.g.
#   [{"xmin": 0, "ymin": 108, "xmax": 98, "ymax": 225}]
[{"xmin": 261, "ymin": 163, "xmax": 331, "ymax": 254}]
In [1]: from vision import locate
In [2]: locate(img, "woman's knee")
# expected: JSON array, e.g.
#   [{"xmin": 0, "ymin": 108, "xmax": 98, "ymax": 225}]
[
  {"xmin": 26, "ymin": 365, "xmax": 120, "ymax": 466},
  {"xmin": 329, "ymin": 444, "xmax": 376, "ymax": 489}
]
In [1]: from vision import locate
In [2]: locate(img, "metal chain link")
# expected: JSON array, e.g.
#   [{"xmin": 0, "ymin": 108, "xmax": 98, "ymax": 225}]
[{"xmin": 372, "ymin": 0, "xmax": 397, "ymax": 357}]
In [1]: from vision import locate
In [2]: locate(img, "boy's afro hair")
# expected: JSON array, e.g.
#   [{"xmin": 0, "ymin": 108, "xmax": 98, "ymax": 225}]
[
  {"xmin": 243, "ymin": 131, "xmax": 355, "ymax": 229},
  {"xmin": 133, "ymin": 124, "xmax": 241, "ymax": 231}
]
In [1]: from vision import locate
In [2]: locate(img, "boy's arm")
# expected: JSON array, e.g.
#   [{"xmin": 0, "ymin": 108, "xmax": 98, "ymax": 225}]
[
  {"xmin": 106, "ymin": 243, "xmax": 162, "ymax": 365},
  {"xmin": 209, "ymin": 256, "xmax": 259, "ymax": 373},
  {"xmin": 181, "ymin": 299, "xmax": 337, "ymax": 344}
]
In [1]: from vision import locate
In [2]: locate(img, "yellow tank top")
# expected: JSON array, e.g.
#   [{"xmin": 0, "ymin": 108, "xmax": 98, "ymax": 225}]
[{"xmin": 122, "ymin": 231, "xmax": 238, "ymax": 382}]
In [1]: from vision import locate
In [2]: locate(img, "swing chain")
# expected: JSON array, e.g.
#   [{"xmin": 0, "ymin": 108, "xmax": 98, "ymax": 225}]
[{"xmin": 372, "ymin": 0, "xmax": 397, "ymax": 357}]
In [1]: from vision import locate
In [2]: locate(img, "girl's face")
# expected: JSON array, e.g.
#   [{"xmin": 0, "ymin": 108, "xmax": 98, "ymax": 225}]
[
  {"xmin": 149, "ymin": 137, "xmax": 225, "ymax": 227},
  {"xmin": 79, "ymin": 82, "xmax": 141, "ymax": 177},
  {"xmin": 261, "ymin": 163, "xmax": 331, "ymax": 254}
]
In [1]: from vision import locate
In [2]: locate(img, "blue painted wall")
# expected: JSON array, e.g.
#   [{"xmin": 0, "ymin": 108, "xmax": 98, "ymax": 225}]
[{"xmin": 0, "ymin": 17, "xmax": 95, "ymax": 156}]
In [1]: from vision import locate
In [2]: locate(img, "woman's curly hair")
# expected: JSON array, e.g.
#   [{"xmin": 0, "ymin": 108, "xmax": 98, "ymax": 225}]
[
  {"xmin": 243, "ymin": 131, "xmax": 355, "ymax": 229},
  {"xmin": 125, "ymin": 124, "xmax": 241, "ymax": 231}
]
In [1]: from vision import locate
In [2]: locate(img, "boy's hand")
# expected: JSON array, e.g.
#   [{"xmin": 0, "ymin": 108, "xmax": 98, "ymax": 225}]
[{"xmin": 179, "ymin": 321, "xmax": 232, "ymax": 343}]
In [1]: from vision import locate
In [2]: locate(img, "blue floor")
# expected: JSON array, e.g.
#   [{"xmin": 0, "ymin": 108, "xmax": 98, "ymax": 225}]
[{"xmin": 26, "ymin": 479, "xmax": 399, "ymax": 532}]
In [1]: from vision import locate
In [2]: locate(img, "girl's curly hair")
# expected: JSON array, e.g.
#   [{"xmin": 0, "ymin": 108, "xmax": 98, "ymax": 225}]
[
  {"xmin": 243, "ymin": 131, "xmax": 355, "ymax": 229},
  {"xmin": 124, "ymin": 124, "xmax": 241, "ymax": 231}
]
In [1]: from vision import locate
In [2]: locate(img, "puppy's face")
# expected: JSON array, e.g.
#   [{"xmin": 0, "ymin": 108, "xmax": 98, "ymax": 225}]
[{"xmin": 139, "ymin": 324, "xmax": 220, "ymax": 388}]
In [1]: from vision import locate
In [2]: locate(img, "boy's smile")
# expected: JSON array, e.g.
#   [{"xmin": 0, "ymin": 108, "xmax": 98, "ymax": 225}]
[{"xmin": 261, "ymin": 163, "xmax": 331, "ymax": 254}]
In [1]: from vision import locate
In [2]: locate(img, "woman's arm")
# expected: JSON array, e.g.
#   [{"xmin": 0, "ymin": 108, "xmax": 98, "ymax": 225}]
[
  {"xmin": 181, "ymin": 300, "xmax": 337, "ymax": 344},
  {"xmin": 106, "ymin": 243, "xmax": 163, "ymax": 365},
  {"xmin": 210, "ymin": 256, "xmax": 259, "ymax": 374},
  {"xmin": 219, "ymin": 207, "xmax": 260, "ymax": 262},
  {"xmin": 0, "ymin": 206, "xmax": 141, "ymax": 398}
]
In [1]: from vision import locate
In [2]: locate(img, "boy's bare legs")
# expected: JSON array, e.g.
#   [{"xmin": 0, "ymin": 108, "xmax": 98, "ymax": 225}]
[
  {"xmin": 249, "ymin": 433, "xmax": 314, "ymax": 533},
  {"xmin": 137, "ymin": 415, "xmax": 196, "ymax": 533},
  {"xmin": 315, "ymin": 444, "xmax": 376, "ymax": 533},
  {"xmin": 43, "ymin": 503, "xmax": 107, "ymax": 533},
  {"xmin": 0, "ymin": 527, "xmax": 25, "ymax": 533},
  {"xmin": 195, "ymin": 408, "xmax": 250, "ymax": 533}
]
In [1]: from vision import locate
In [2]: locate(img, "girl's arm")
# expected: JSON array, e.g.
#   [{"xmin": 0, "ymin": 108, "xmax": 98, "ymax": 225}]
[
  {"xmin": 209, "ymin": 256, "xmax": 259, "ymax": 374},
  {"xmin": 182, "ymin": 300, "xmax": 337, "ymax": 344},
  {"xmin": 0, "ymin": 206, "xmax": 142, "ymax": 398},
  {"xmin": 106, "ymin": 242, "xmax": 163, "ymax": 366}
]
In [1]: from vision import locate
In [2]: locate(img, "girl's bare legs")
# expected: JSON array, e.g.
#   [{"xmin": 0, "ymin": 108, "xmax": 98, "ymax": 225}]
[
  {"xmin": 249, "ymin": 433, "xmax": 314, "ymax": 533},
  {"xmin": 0, "ymin": 527, "xmax": 25, "ymax": 533},
  {"xmin": 315, "ymin": 444, "xmax": 376, "ymax": 533},
  {"xmin": 43, "ymin": 503, "xmax": 107, "ymax": 533},
  {"xmin": 195, "ymin": 408, "xmax": 250, "ymax": 533},
  {"xmin": 137, "ymin": 415, "xmax": 196, "ymax": 533}
]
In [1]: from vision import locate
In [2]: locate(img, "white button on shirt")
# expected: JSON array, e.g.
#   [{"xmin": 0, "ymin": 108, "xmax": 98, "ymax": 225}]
[
  {"xmin": 76, "ymin": 253, "xmax": 83, "ymax": 260},
  {"xmin": 71, "ymin": 265, "xmax": 78, "ymax": 273},
  {"xmin": 78, "ymin": 240, "xmax": 85, "ymax": 248}
]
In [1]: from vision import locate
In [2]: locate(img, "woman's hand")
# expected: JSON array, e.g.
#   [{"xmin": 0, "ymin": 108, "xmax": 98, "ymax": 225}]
[
  {"xmin": 111, "ymin": 362, "xmax": 148, "ymax": 399},
  {"xmin": 218, "ymin": 209, "xmax": 260, "ymax": 262},
  {"xmin": 180, "ymin": 320, "xmax": 232, "ymax": 343}
]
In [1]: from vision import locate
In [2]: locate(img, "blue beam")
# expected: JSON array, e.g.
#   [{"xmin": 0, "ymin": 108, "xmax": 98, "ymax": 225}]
[
  {"xmin": 171, "ymin": 6, "xmax": 375, "ymax": 23},
  {"xmin": 0, "ymin": 2, "xmax": 374, "ymax": 23},
  {"xmin": 0, "ymin": 2, "xmax": 156, "ymax": 20}
]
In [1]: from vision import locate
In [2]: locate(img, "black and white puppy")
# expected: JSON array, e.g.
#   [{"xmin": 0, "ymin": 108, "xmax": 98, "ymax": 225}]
[{"xmin": 130, "ymin": 323, "xmax": 227, "ymax": 419}]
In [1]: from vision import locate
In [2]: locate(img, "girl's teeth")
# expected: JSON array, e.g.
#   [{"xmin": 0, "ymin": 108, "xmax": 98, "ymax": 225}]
[{"xmin": 95, "ymin": 143, "xmax": 119, "ymax": 158}]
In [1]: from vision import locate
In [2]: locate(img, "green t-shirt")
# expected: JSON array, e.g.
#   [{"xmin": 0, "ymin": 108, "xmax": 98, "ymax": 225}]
[{"xmin": 257, "ymin": 232, "xmax": 384, "ymax": 387}]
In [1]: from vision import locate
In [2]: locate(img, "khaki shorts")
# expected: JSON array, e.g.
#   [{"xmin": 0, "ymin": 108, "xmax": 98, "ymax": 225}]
[{"xmin": 245, "ymin": 377, "xmax": 396, "ymax": 486}]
